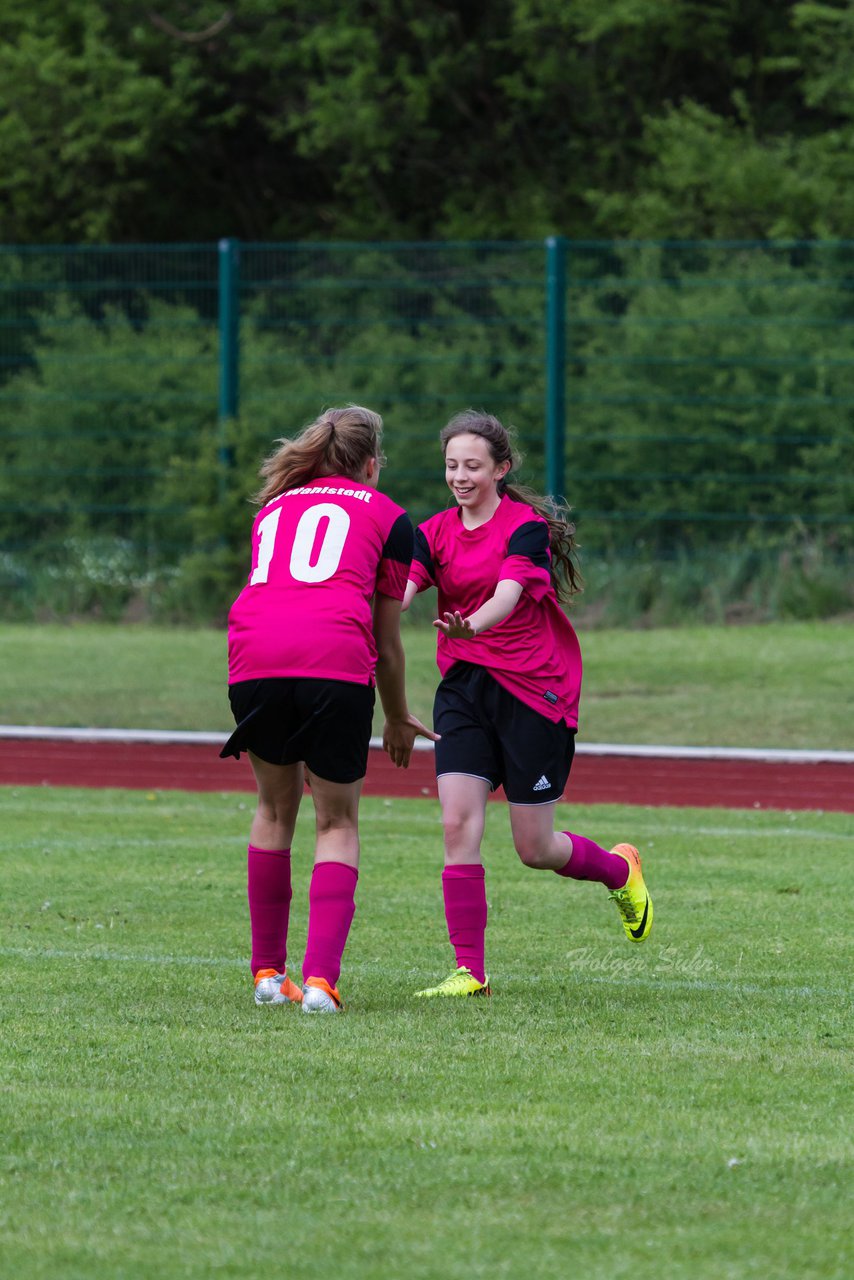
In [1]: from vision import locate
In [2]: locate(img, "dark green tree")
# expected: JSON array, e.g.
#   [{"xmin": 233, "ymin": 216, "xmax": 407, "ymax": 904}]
[{"xmin": 3, "ymin": 1, "xmax": 853, "ymax": 243}]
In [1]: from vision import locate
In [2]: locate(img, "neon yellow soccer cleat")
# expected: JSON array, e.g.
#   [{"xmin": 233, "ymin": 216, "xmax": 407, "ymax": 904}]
[
  {"xmin": 414, "ymin": 966, "xmax": 491, "ymax": 998},
  {"xmin": 608, "ymin": 843, "xmax": 653, "ymax": 942}
]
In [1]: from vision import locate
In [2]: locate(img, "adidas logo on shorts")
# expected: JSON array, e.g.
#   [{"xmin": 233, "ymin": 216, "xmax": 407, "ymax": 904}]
[{"xmin": 533, "ymin": 775, "xmax": 551, "ymax": 792}]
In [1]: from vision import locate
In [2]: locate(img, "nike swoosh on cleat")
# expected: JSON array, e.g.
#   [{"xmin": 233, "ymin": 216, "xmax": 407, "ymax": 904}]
[{"xmin": 630, "ymin": 896, "xmax": 650, "ymax": 939}]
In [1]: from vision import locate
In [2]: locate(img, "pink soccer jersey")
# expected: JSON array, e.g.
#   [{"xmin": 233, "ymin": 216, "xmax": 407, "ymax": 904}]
[
  {"xmin": 409, "ymin": 494, "xmax": 582, "ymax": 727},
  {"xmin": 227, "ymin": 476, "xmax": 413, "ymax": 685}
]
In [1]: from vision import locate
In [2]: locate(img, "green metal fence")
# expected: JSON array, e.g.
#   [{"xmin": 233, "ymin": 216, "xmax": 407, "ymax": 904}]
[{"xmin": 1, "ymin": 239, "xmax": 852, "ymax": 622}]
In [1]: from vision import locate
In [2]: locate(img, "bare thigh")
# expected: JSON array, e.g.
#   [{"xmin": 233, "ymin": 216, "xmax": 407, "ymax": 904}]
[
  {"xmin": 306, "ymin": 768, "xmax": 364, "ymax": 869},
  {"xmin": 437, "ymin": 773, "xmax": 491, "ymax": 866},
  {"xmin": 248, "ymin": 753, "xmax": 305, "ymax": 850}
]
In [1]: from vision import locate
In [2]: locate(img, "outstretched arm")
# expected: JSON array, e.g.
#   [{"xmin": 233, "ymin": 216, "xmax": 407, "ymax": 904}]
[
  {"xmin": 434, "ymin": 578, "xmax": 524, "ymax": 639},
  {"xmin": 373, "ymin": 593, "xmax": 440, "ymax": 767}
]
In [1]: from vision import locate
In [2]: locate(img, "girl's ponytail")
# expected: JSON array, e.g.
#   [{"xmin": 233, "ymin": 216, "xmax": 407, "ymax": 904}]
[{"xmin": 255, "ymin": 405, "xmax": 384, "ymax": 505}]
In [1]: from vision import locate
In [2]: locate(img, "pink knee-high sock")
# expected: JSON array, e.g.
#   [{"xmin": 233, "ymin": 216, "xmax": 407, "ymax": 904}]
[
  {"xmin": 556, "ymin": 832, "xmax": 628, "ymax": 891},
  {"xmin": 302, "ymin": 860, "xmax": 359, "ymax": 989},
  {"xmin": 442, "ymin": 864, "xmax": 487, "ymax": 984},
  {"xmin": 247, "ymin": 845, "xmax": 292, "ymax": 977}
]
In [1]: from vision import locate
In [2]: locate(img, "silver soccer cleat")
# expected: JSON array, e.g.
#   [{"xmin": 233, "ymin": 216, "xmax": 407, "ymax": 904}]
[{"xmin": 301, "ymin": 978, "xmax": 342, "ymax": 1013}]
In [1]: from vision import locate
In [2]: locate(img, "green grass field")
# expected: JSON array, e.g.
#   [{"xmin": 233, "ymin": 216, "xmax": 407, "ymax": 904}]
[
  {"xmin": 1, "ymin": 619, "xmax": 851, "ymax": 748},
  {"xmin": 2, "ymin": 786, "xmax": 851, "ymax": 1279}
]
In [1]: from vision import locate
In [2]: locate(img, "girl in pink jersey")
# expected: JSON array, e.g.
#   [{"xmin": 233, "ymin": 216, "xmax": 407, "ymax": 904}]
[
  {"xmin": 404, "ymin": 410, "xmax": 653, "ymax": 998},
  {"xmin": 221, "ymin": 405, "xmax": 437, "ymax": 1012}
]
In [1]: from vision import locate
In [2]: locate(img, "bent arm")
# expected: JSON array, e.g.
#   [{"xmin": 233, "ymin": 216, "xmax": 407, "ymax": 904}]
[
  {"xmin": 373, "ymin": 593, "xmax": 439, "ymax": 767},
  {"xmin": 373, "ymin": 593, "xmax": 410, "ymax": 722},
  {"xmin": 434, "ymin": 578, "xmax": 524, "ymax": 639}
]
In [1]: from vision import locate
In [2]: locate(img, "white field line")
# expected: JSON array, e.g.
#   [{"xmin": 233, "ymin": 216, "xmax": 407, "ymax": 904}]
[
  {"xmin": 1, "ymin": 724, "xmax": 852, "ymax": 765},
  {"xmin": 0, "ymin": 945, "xmax": 847, "ymax": 1001},
  {"xmin": 9, "ymin": 819, "xmax": 854, "ymax": 844},
  {"xmin": 0, "ymin": 945, "xmax": 246, "ymax": 969}
]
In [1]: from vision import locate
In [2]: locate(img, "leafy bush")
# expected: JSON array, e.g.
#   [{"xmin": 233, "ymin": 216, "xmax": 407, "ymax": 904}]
[{"xmin": 1, "ymin": 242, "xmax": 852, "ymax": 626}]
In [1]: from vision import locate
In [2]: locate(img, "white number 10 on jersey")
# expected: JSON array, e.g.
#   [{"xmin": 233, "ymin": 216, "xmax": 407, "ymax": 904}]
[{"xmin": 250, "ymin": 503, "xmax": 352, "ymax": 585}]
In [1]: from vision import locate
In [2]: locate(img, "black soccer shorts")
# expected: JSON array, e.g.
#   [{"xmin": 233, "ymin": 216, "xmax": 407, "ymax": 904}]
[
  {"xmin": 221, "ymin": 676, "xmax": 376, "ymax": 784},
  {"xmin": 432, "ymin": 662, "xmax": 575, "ymax": 805}
]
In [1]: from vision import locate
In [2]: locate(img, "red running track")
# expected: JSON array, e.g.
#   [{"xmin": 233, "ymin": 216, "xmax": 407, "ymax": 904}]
[{"xmin": 1, "ymin": 734, "xmax": 852, "ymax": 812}]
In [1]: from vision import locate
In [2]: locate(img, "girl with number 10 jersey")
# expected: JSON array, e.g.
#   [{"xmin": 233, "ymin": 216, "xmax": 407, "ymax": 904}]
[{"xmin": 221, "ymin": 405, "xmax": 436, "ymax": 1014}]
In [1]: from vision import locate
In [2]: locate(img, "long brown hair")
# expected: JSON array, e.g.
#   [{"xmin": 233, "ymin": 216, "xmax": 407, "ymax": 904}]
[
  {"xmin": 255, "ymin": 405, "xmax": 386, "ymax": 505},
  {"xmin": 440, "ymin": 410, "xmax": 581, "ymax": 602}
]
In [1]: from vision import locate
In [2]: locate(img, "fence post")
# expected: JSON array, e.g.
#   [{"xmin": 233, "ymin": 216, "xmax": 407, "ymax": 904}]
[
  {"xmin": 545, "ymin": 235, "xmax": 567, "ymax": 501},
  {"xmin": 218, "ymin": 237, "xmax": 240, "ymax": 498}
]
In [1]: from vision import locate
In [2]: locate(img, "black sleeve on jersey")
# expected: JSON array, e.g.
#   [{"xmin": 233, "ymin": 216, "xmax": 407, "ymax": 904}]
[
  {"xmin": 412, "ymin": 525, "xmax": 435, "ymax": 576},
  {"xmin": 507, "ymin": 520, "xmax": 550, "ymax": 568},
  {"xmin": 381, "ymin": 511, "xmax": 415, "ymax": 566}
]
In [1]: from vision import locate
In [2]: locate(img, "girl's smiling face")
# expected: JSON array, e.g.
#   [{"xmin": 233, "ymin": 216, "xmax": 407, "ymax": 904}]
[{"xmin": 444, "ymin": 432, "xmax": 510, "ymax": 514}]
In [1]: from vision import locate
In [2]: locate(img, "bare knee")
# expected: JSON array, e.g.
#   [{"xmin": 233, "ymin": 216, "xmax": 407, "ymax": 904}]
[
  {"xmin": 315, "ymin": 810, "xmax": 358, "ymax": 840},
  {"xmin": 513, "ymin": 832, "xmax": 554, "ymax": 869},
  {"xmin": 442, "ymin": 811, "xmax": 482, "ymax": 858},
  {"xmin": 256, "ymin": 794, "xmax": 287, "ymax": 826},
  {"xmin": 442, "ymin": 812, "xmax": 467, "ymax": 846},
  {"xmin": 251, "ymin": 760, "xmax": 302, "ymax": 827}
]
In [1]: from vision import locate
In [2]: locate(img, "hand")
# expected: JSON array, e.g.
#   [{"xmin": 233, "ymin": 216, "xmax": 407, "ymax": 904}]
[
  {"xmin": 433, "ymin": 610, "xmax": 477, "ymax": 639},
  {"xmin": 382, "ymin": 714, "xmax": 440, "ymax": 769}
]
